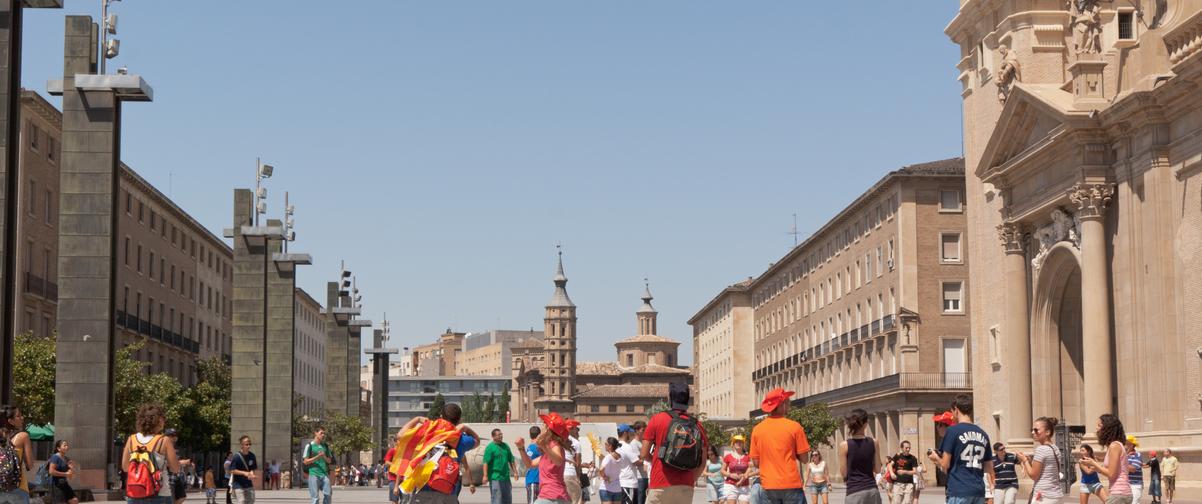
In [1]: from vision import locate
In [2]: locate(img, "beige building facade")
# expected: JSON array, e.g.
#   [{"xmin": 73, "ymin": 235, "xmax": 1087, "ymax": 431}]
[
  {"xmin": 688, "ymin": 280, "xmax": 754, "ymax": 420},
  {"xmin": 748, "ymin": 159, "xmax": 971, "ymax": 479},
  {"xmin": 946, "ymin": 0, "xmax": 1202, "ymax": 494},
  {"xmin": 456, "ymin": 330, "xmax": 542, "ymax": 377},
  {"xmin": 294, "ymin": 287, "xmax": 327, "ymax": 417}
]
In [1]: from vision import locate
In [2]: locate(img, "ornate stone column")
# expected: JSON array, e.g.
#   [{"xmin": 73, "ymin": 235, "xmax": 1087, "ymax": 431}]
[
  {"xmin": 998, "ymin": 222, "xmax": 1032, "ymax": 445},
  {"xmin": 1069, "ymin": 183, "xmax": 1115, "ymax": 425}
]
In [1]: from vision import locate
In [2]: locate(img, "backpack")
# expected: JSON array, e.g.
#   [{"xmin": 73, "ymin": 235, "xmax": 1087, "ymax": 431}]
[
  {"xmin": 654, "ymin": 411, "xmax": 706, "ymax": 471},
  {"xmin": 425, "ymin": 449, "xmax": 461, "ymax": 494},
  {"xmin": 30, "ymin": 459, "xmax": 51, "ymax": 489},
  {"xmin": 125, "ymin": 435, "xmax": 165, "ymax": 499},
  {"xmin": 0, "ymin": 436, "xmax": 22, "ymax": 492}
]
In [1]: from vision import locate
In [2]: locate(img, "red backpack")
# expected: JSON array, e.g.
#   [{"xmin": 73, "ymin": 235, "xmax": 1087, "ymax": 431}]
[
  {"xmin": 125, "ymin": 435, "xmax": 165, "ymax": 499},
  {"xmin": 425, "ymin": 451, "xmax": 460, "ymax": 494}
]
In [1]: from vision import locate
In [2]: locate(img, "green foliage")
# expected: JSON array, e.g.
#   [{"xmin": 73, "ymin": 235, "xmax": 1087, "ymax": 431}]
[
  {"xmin": 323, "ymin": 410, "xmax": 373, "ymax": 457},
  {"xmin": 483, "ymin": 393, "xmax": 496, "ymax": 422},
  {"xmin": 177, "ymin": 357, "xmax": 231, "ymax": 453},
  {"xmin": 498, "ymin": 388, "xmax": 511, "ymax": 421},
  {"xmin": 743, "ymin": 403, "xmax": 840, "ymax": 449},
  {"xmin": 462, "ymin": 392, "xmax": 484, "ymax": 422},
  {"xmin": 113, "ymin": 339, "xmax": 188, "ymax": 439},
  {"xmin": 12, "ymin": 332, "xmax": 55, "ymax": 426},
  {"xmin": 646, "ymin": 399, "xmax": 670, "ymax": 419},
  {"xmin": 701, "ymin": 418, "xmax": 730, "ymax": 449},
  {"xmin": 428, "ymin": 394, "xmax": 447, "ymax": 420}
]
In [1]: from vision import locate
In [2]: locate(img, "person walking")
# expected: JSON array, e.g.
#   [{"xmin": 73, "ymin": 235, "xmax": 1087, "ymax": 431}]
[
  {"xmin": 564, "ymin": 420, "xmax": 585, "ymax": 504},
  {"xmin": 0, "ymin": 406, "xmax": 33, "ymax": 504},
  {"xmin": 1016, "ymin": 417, "xmax": 1065, "ymax": 504},
  {"xmin": 228, "ymin": 436, "xmax": 258, "ymax": 504},
  {"xmin": 806, "ymin": 452, "xmax": 829, "ymax": 504},
  {"xmin": 721, "ymin": 435, "xmax": 751, "ymax": 504},
  {"xmin": 165, "ymin": 429, "xmax": 194, "ymax": 504},
  {"xmin": 535, "ymin": 413, "xmax": 572, "ymax": 504},
  {"xmin": 122, "ymin": 404, "xmax": 182, "ymax": 504},
  {"xmin": 889, "ymin": 441, "xmax": 918, "ymax": 504},
  {"xmin": 749, "ymin": 388, "xmax": 810, "ymax": 504},
  {"xmin": 703, "ymin": 447, "xmax": 723, "ymax": 504},
  {"xmin": 1079, "ymin": 414, "xmax": 1133, "ymax": 504},
  {"xmin": 48, "ymin": 440, "xmax": 79, "ymax": 504},
  {"xmin": 302, "ymin": 427, "xmax": 334, "ymax": 504},
  {"xmin": 615, "ymin": 425, "xmax": 642, "ymax": 504},
  {"xmin": 1079, "ymin": 445, "xmax": 1108, "ymax": 504},
  {"xmin": 1160, "ymin": 449, "xmax": 1178, "ymax": 504},
  {"xmin": 990, "ymin": 443, "xmax": 1019, "ymax": 504},
  {"xmin": 913, "ymin": 458, "xmax": 926, "ymax": 502},
  {"xmin": 1125, "ymin": 438, "xmax": 1144, "ymax": 504},
  {"xmin": 204, "ymin": 469, "xmax": 217, "ymax": 504},
  {"xmin": 1146, "ymin": 452, "xmax": 1161, "ymax": 504},
  {"xmin": 838, "ymin": 409, "xmax": 881, "ymax": 504},
  {"xmin": 483, "ymin": 428, "xmax": 519, "ymax": 504},
  {"xmin": 516, "ymin": 426, "xmax": 543, "ymax": 504},
  {"xmin": 630, "ymin": 421, "xmax": 649, "ymax": 504},
  {"xmin": 927, "ymin": 394, "xmax": 994, "ymax": 504},
  {"xmin": 599, "ymin": 438, "xmax": 629, "ymax": 504},
  {"xmin": 641, "ymin": 383, "xmax": 710, "ymax": 504}
]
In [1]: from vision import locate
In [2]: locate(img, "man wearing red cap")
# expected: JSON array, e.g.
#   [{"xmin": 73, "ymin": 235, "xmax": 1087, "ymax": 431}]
[
  {"xmin": 641, "ymin": 382, "xmax": 709, "ymax": 504},
  {"xmin": 564, "ymin": 419, "xmax": 585, "ymax": 504},
  {"xmin": 750, "ymin": 388, "xmax": 810, "ymax": 504}
]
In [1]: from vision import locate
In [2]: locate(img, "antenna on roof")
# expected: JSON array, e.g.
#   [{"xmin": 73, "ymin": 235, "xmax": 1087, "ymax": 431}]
[{"xmin": 788, "ymin": 213, "xmax": 801, "ymax": 246}]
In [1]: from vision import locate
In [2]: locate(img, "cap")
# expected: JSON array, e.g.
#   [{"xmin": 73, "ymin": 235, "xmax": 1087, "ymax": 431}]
[
  {"xmin": 1149, "ymin": 450, "xmax": 1157, "ymax": 458},
  {"xmin": 540, "ymin": 413, "xmax": 569, "ymax": 438},
  {"xmin": 760, "ymin": 388, "xmax": 795, "ymax": 413},
  {"xmin": 932, "ymin": 411, "xmax": 956, "ymax": 426},
  {"xmin": 566, "ymin": 419, "xmax": 581, "ymax": 429},
  {"xmin": 1127, "ymin": 435, "xmax": 1139, "ymax": 447},
  {"xmin": 164, "ymin": 428, "xmax": 178, "ymax": 437},
  {"xmin": 617, "ymin": 424, "xmax": 633, "ymax": 434},
  {"xmin": 731, "ymin": 435, "xmax": 746, "ymax": 444},
  {"xmin": 669, "ymin": 382, "xmax": 690, "ymax": 410}
]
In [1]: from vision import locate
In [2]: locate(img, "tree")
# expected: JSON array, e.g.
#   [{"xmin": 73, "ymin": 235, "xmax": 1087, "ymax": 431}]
[
  {"xmin": 463, "ymin": 393, "xmax": 484, "ymax": 423},
  {"xmin": 114, "ymin": 339, "xmax": 189, "ymax": 438},
  {"xmin": 497, "ymin": 388, "xmax": 511, "ymax": 421},
  {"xmin": 483, "ymin": 393, "xmax": 496, "ymax": 422},
  {"xmin": 701, "ymin": 417, "xmax": 729, "ymax": 449},
  {"xmin": 428, "ymin": 394, "xmax": 446, "ymax": 420},
  {"xmin": 178, "ymin": 357, "xmax": 231, "ymax": 453},
  {"xmin": 742, "ymin": 403, "xmax": 840, "ymax": 449},
  {"xmin": 324, "ymin": 411, "xmax": 373, "ymax": 459},
  {"xmin": 646, "ymin": 399, "xmax": 670, "ymax": 419},
  {"xmin": 12, "ymin": 332, "xmax": 55, "ymax": 426}
]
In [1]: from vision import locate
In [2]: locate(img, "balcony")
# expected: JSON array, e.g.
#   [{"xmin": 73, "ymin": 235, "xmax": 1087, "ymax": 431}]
[
  {"xmin": 753, "ymin": 314, "xmax": 906, "ymax": 383},
  {"xmin": 23, "ymin": 272, "xmax": 58, "ymax": 302},
  {"xmin": 752, "ymin": 372, "xmax": 973, "ymax": 415}
]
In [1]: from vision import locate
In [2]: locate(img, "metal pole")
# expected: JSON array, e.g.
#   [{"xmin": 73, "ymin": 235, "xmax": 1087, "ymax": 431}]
[
  {"xmin": 254, "ymin": 157, "xmax": 260, "ymax": 226},
  {"xmin": 100, "ymin": 0, "xmax": 106, "ymax": 75}
]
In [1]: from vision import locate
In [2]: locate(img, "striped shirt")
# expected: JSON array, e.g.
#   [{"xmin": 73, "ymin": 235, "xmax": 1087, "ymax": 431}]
[
  {"xmin": 993, "ymin": 453, "xmax": 1019, "ymax": 489},
  {"xmin": 1128, "ymin": 452, "xmax": 1144, "ymax": 485}
]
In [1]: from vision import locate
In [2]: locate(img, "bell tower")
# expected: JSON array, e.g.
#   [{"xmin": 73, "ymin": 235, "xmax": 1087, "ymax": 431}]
[{"xmin": 538, "ymin": 245, "xmax": 577, "ymax": 414}]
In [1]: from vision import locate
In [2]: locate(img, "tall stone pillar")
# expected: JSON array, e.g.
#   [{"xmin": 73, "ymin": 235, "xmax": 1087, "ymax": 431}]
[
  {"xmin": 325, "ymin": 282, "xmax": 348, "ymax": 414},
  {"xmin": 229, "ymin": 189, "xmax": 268, "ymax": 488},
  {"xmin": 365, "ymin": 329, "xmax": 397, "ymax": 463},
  {"xmin": 264, "ymin": 219, "xmax": 310, "ymax": 476},
  {"xmin": 1070, "ymin": 183, "xmax": 1115, "ymax": 426},
  {"xmin": 347, "ymin": 322, "xmax": 367, "ymax": 418},
  {"xmin": 998, "ymin": 222, "xmax": 1032, "ymax": 445},
  {"xmin": 0, "ymin": 0, "xmax": 62, "ymax": 406},
  {"xmin": 52, "ymin": 14, "xmax": 150, "ymax": 490}
]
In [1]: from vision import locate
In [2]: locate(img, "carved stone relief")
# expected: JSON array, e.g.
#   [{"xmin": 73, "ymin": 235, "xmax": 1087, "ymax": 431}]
[
  {"xmin": 1031, "ymin": 208, "xmax": 1083, "ymax": 270},
  {"xmin": 1069, "ymin": 0, "xmax": 1105, "ymax": 55}
]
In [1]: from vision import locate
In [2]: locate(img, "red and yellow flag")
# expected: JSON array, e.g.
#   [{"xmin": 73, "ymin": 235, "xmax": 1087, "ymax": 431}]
[{"xmin": 389, "ymin": 419, "xmax": 461, "ymax": 493}]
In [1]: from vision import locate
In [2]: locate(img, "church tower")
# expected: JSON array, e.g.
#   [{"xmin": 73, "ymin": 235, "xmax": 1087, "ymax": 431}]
[
  {"xmin": 537, "ymin": 246, "xmax": 577, "ymax": 414},
  {"xmin": 636, "ymin": 279, "xmax": 657, "ymax": 336}
]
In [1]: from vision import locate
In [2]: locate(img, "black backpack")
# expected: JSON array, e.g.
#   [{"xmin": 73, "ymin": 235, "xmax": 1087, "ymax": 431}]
[{"xmin": 654, "ymin": 411, "xmax": 705, "ymax": 471}]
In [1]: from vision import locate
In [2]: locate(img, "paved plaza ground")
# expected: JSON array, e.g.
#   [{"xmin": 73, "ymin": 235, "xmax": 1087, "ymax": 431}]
[{"xmin": 112, "ymin": 485, "xmax": 1199, "ymax": 504}]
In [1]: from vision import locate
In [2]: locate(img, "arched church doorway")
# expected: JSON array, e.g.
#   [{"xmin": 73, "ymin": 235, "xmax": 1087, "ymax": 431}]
[{"xmin": 1032, "ymin": 245, "xmax": 1085, "ymax": 429}]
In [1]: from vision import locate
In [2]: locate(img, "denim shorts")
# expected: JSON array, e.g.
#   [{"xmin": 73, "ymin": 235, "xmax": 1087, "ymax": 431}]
[{"xmin": 599, "ymin": 490, "xmax": 623, "ymax": 502}]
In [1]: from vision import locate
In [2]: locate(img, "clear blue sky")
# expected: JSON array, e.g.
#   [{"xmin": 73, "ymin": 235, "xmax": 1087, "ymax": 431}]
[{"xmin": 20, "ymin": 2, "xmax": 963, "ymax": 366}]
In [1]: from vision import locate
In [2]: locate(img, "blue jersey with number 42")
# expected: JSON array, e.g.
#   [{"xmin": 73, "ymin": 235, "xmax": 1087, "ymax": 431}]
[{"xmin": 938, "ymin": 423, "xmax": 993, "ymax": 497}]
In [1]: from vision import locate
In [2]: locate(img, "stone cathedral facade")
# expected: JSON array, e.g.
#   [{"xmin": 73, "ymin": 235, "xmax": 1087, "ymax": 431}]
[{"xmin": 946, "ymin": 0, "xmax": 1202, "ymax": 491}]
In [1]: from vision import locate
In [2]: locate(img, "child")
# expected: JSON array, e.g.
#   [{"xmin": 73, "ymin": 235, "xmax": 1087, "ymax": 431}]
[{"xmin": 203, "ymin": 468, "xmax": 217, "ymax": 504}]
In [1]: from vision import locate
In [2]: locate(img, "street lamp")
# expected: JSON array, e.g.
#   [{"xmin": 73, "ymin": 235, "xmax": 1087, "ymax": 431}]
[
  {"xmin": 101, "ymin": 0, "xmax": 121, "ymax": 74},
  {"xmin": 284, "ymin": 192, "xmax": 296, "ymax": 251},
  {"xmin": 255, "ymin": 158, "xmax": 273, "ymax": 226}
]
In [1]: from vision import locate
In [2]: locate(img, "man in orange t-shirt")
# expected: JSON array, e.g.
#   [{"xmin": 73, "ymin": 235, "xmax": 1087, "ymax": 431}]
[{"xmin": 750, "ymin": 388, "xmax": 811, "ymax": 504}]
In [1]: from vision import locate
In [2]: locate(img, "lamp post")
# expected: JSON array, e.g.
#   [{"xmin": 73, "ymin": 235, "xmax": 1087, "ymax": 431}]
[
  {"xmin": 284, "ymin": 192, "xmax": 295, "ymax": 252},
  {"xmin": 255, "ymin": 158, "xmax": 273, "ymax": 226},
  {"xmin": 100, "ymin": 0, "xmax": 119, "ymax": 74}
]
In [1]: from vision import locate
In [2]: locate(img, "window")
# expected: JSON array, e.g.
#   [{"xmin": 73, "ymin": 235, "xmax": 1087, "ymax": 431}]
[
  {"xmin": 47, "ymin": 137, "xmax": 56, "ymax": 162},
  {"xmin": 44, "ymin": 190, "xmax": 52, "ymax": 224},
  {"xmin": 137, "ymin": 244, "xmax": 143, "ymax": 273},
  {"xmin": 27, "ymin": 180, "xmax": 36, "ymax": 216},
  {"xmin": 942, "ymin": 281, "xmax": 964, "ymax": 313},
  {"xmin": 123, "ymin": 237, "xmax": 130, "ymax": 266},
  {"xmin": 941, "ymin": 233, "xmax": 962, "ymax": 262},
  {"xmin": 940, "ymin": 190, "xmax": 962, "ymax": 212},
  {"xmin": 887, "ymin": 240, "xmax": 895, "ymax": 270},
  {"xmin": 29, "ymin": 123, "xmax": 39, "ymax": 151},
  {"xmin": 125, "ymin": 192, "xmax": 131, "ymax": 214},
  {"xmin": 151, "ymin": 212, "xmax": 157, "ymax": 231},
  {"xmin": 1118, "ymin": 11, "xmax": 1134, "ymax": 40},
  {"xmin": 138, "ymin": 201, "xmax": 144, "ymax": 223}
]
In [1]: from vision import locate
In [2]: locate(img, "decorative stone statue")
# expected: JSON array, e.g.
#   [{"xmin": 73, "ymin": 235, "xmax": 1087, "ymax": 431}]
[
  {"xmin": 997, "ymin": 44, "xmax": 1022, "ymax": 104},
  {"xmin": 1031, "ymin": 208, "xmax": 1081, "ymax": 269},
  {"xmin": 1069, "ymin": 0, "xmax": 1103, "ymax": 55}
]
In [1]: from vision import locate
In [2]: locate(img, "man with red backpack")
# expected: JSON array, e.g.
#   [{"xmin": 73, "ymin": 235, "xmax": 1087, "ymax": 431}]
[{"xmin": 640, "ymin": 382, "xmax": 709, "ymax": 504}]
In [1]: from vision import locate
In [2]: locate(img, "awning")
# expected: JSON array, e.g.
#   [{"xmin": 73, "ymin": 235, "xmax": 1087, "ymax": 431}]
[{"xmin": 26, "ymin": 424, "xmax": 54, "ymax": 441}]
